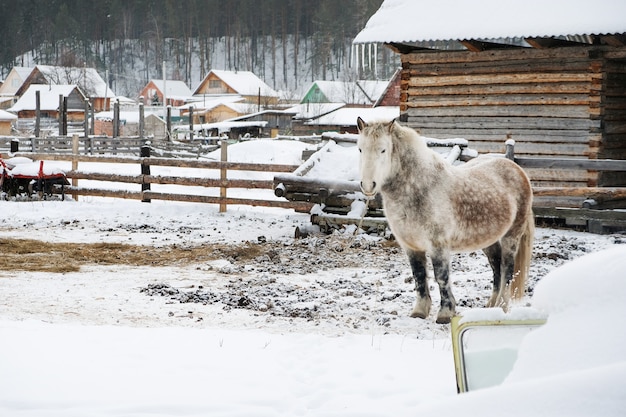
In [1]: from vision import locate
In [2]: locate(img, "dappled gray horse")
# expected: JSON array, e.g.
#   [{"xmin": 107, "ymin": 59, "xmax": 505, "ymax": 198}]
[{"xmin": 357, "ymin": 118, "xmax": 534, "ymax": 323}]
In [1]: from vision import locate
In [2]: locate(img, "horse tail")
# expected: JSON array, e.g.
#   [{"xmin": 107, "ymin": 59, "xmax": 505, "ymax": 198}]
[{"xmin": 512, "ymin": 211, "xmax": 534, "ymax": 299}]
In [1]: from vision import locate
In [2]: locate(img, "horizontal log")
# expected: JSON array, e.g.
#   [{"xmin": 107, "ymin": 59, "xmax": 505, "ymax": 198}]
[
  {"xmin": 407, "ymin": 73, "xmax": 594, "ymax": 87},
  {"xmin": 516, "ymin": 157, "xmax": 626, "ymax": 171},
  {"xmin": 61, "ymin": 187, "xmax": 142, "ymax": 200},
  {"xmin": 406, "ymin": 116, "xmax": 598, "ymax": 131},
  {"xmin": 533, "ymin": 206, "xmax": 626, "ymax": 222},
  {"xmin": 407, "ymin": 82, "xmax": 593, "ymax": 96},
  {"xmin": 65, "ymin": 171, "xmax": 274, "ymax": 189},
  {"xmin": 406, "ymin": 94, "xmax": 596, "ymax": 107},
  {"xmin": 533, "ymin": 187, "xmax": 626, "ymax": 199},
  {"xmin": 403, "ymin": 45, "xmax": 596, "ymax": 65},
  {"xmin": 12, "ymin": 152, "xmax": 299, "ymax": 172},
  {"xmin": 142, "ymin": 191, "xmax": 314, "ymax": 211},
  {"xmin": 274, "ymin": 174, "xmax": 361, "ymax": 196}
]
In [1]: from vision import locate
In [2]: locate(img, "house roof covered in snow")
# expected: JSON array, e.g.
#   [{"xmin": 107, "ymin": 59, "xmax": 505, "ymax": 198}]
[
  {"xmin": 301, "ymin": 81, "xmax": 382, "ymax": 106},
  {"xmin": 195, "ymin": 70, "xmax": 279, "ymax": 97},
  {"xmin": 305, "ymin": 106, "xmax": 399, "ymax": 127},
  {"xmin": 353, "ymin": 0, "xmax": 626, "ymax": 44},
  {"xmin": 9, "ymin": 85, "xmax": 86, "ymax": 112},
  {"xmin": 17, "ymin": 65, "xmax": 115, "ymax": 98},
  {"xmin": 0, "ymin": 109, "xmax": 18, "ymax": 120},
  {"xmin": 148, "ymin": 79, "xmax": 193, "ymax": 100}
]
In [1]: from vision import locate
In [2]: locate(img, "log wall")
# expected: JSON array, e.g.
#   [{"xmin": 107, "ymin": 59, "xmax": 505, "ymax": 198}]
[{"xmin": 399, "ymin": 45, "xmax": 626, "ymax": 188}]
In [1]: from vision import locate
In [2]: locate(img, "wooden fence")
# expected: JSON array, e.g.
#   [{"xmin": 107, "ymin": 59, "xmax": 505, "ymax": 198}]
[{"xmin": 7, "ymin": 136, "xmax": 312, "ymax": 213}]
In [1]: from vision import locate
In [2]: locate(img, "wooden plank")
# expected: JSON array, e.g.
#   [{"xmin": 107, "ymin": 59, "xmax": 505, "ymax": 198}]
[
  {"xmin": 515, "ymin": 156, "xmax": 626, "ymax": 171},
  {"xmin": 406, "ymin": 82, "xmax": 593, "ymax": 96},
  {"xmin": 407, "ymin": 73, "xmax": 594, "ymax": 87},
  {"xmin": 406, "ymin": 105, "xmax": 591, "ymax": 119},
  {"xmin": 405, "ymin": 58, "xmax": 593, "ymax": 76},
  {"xmin": 406, "ymin": 94, "xmax": 596, "ymax": 107},
  {"xmin": 402, "ymin": 45, "xmax": 594, "ymax": 65},
  {"xmin": 533, "ymin": 186, "xmax": 626, "ymax": 199},
  {"xmin": 407, "ymin": 116, "xmax": 598, "ymax": 131},
  {"xmin": 142, "ymin": 191, "xmax": 314, "ymax": 211}
]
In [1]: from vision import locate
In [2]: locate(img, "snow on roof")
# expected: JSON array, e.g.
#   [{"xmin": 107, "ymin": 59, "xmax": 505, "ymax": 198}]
[
  {"xmin": 0, "ymin": 109, "xmax": 18, "ymax": 120},
  {"xmin": 357, "ymin": 80, "xmax": 389, "ymax": 103},
  {"xmin": 35, "ymin": 65, "xmax": 115, "ymax": 98},
  {"xmin": 150, "ymin": 79, "xmax": 193, "ymax": 100},
  {"xmin": 208, "ymin": 70, "xmax": 279, "ymax": 97},
  {"xmin": 354, "ymin": 0, "xmax": 626, "ymax": 44},
  {"xmin": 303, "ymin": 81, "xmax": 373, "ymax": 105},
  {"xmin": 289, "ymin": 103, "xmax": 346, "ymax": 120},
  {"xmin": 305, "ymin": 106, "xmax": 399, "ymax": 126},
  {"xmin": 8, "ymin": 85, "xmax": 83, "ymax": 112}
]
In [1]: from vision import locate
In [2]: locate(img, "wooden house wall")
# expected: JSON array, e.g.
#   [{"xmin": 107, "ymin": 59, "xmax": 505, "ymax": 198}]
[{"xmin": 399, "ymin": 45, "xmax": 626, "ymax": 187}]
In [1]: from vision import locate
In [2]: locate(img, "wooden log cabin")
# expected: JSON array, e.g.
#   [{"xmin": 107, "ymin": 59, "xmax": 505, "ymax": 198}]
[{"xmin": 354, "ymin": 0, "xmax": 626, "ymax": 190}]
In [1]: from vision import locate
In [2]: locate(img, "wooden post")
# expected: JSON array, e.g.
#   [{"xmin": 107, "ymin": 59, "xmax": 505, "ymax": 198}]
[
  {"xmin": 189, "ymin": 106, "xmax": 194, "ymax": 141},
  {"xmin": 90, "ymin": 103, "xmax": 95, "ymax": 135},
  {"xmin": 62, "ymin": 97, "xmax": 68, "ymax": 137},
  {"xmin": 35, "ymin": 90, "xmax": 41, "ymax": 138},
  {"xmin": 139, "ymin": 100, "xmax": 145, "ymax": 140},
  {"xmin": 84, "ymin": 99, "xmax": 90, "ymax": 138},
  {"xmin": 72, "ymin": 134, "xmax": 79, "ymax": 201},
  {"xmin": 220, "ymin": 140, "xmax": 228, "ymax": 212},
  {"xmin": 166, "ymin": 105, "xmax": 172, "ymax": 141},
  {"xmin": 141, "ymin": 144, "xmax": 151, "ymax": 203},
  {"xmin": 58, "ymin": 94, "xmax": 64, "ymax": 136},
  {"xmin": 505, "ymin": 138, "xmax": 515, "ymax": 161},
  {"xmin": 113, "ymin": 99, "xmax": 120, "ymax": 138},
  {"xmin": 10, "ymin": 138, "xmax": 19, "ymax": 153}
]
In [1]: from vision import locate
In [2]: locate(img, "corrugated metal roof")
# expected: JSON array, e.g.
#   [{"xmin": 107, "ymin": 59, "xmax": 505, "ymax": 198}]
[{"xmin": 354, "ymin": 0, "xmax": 626, "ymax": 44}]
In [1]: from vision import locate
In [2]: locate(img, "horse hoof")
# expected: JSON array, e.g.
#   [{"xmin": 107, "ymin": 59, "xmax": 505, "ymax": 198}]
[
  {"xmin": 435, "ymin": 315, "xmax": 452, "ymax": 324},
  {"xmin": 410, "ymin": 310, "xmax": 428, "ymax": 319}
]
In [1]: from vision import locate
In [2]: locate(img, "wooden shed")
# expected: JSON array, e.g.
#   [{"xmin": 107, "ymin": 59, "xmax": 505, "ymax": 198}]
[
  {"xmin": 194, "ymin": 69, "xmax": 279, "ymax": 107},
  {"xmin": 354, "ymin": 0, "xmax": 626, "ymax": 189}
]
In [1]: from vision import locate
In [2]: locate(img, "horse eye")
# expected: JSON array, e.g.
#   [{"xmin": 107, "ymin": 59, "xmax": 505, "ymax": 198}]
[
  {"xmin": 381, "ymin": 149, "xmax": 386, "ymax": 154},
  {"xmin": 358, "ymin": 148, "xmax": 362, "ymax": 153}
]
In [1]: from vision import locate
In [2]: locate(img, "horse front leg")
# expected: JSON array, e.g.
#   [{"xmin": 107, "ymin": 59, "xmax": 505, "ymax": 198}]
[
  {"xmin": 407, "ymin": 250, "xmax": 431, "ymax": 319},
  {"xmin": 431, "ymin": 251, "xmax": 456, "ymax": 324}
]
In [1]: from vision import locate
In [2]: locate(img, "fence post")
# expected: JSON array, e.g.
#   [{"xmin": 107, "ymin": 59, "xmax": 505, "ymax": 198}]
[
  {"xmin": 220, "ymin": 140, "xmax": 228, "ymax": 212},
  {"xmin": 10, "ymin": 138, "xmax": 19, "ymax": 153},
  {"xmin": 505, "ymin": 138, "xmax": 515, "ymax": 161},
  {"xmin": 189, "ymin": 106, "xmax": 194, "ymax": 141},
  {"xmin": 166, "ymin": 105, "xmax": 172, "ymax": 141},
  {"xmin": 139, "ymin": 100, "xmax": 145, "ymax": 140},
  {"xmin": 62, "ymin": 97, "xmax": 68, "ymax": 137},
  {"xmin": 84, "ymin": 98, "xmax": 90, "ymax": 139},
  {"xmin": 35, "ymin": 90, "xmax": 41, "ymax": 138},
  {"xmin": 113, "ymin": 99, "xmax": 120, "ymax": 138},
  {"xmin": 72, "ymin": 134, "xmax": 79, "ymax": 201},
  {"xmin": 141, "ymin": 144, "xmax": 151, "ymax": 203},
  {"xmin": 58, "ymin": 94, "xmax": 64, "ymax": 137}
]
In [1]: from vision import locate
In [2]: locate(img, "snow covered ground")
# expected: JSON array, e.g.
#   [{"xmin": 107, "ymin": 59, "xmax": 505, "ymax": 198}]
[{"xmin": 1, "ymin": 139, "xmax": 625, "ymax": 416}]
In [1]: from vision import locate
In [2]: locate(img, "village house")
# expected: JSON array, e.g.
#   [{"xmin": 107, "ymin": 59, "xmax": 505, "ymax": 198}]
[
  {"xmin": 300, "ymin": 80, "xmax": 388, "ymax": 106},
  {"xmin": 354, "ymin": 0, "xmax": 626, "ymax": 189},
  {"xmin": 8, "ymin": 84, "xmax": 87, "ymax": 122},
  {"xmin": 15, "ymin": 65, "xmax": 114, "ymax": 112},
  {"xmin": 0, "ymin": 109, "xmax": 17, "ymax": 135},
  {"xmin": 193, "ymin": 69, "xmax": 279, "ymax": 107},
  {"xmin": 0, "ymin": 66, "xmax": 33, "ymax": 109},
  {"xmin": 138, "ymin": 79, "xmax": 193, "ymax": 107}
]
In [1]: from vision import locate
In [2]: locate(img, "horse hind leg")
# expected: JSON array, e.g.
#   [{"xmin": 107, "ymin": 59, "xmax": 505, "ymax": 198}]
[
  {"xmin": 431, "ymin": 251, "xmax": 456, "ymax": 324},
  {"xmin": 487, "ymin": 239, "xmax": 518, "ymax": 311},
  {"xmin": 483, "ymin": 242, "xmax": 503, "ymax": 308},
  {"xmin": 407, "ymin": 250, "xmax": 432, "ymax": 319}
]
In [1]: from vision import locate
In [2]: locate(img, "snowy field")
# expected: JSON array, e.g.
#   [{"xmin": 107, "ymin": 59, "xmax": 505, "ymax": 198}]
[{"xmin": 1, "ymin": 139, "xmax": 625, "ymax": 416}]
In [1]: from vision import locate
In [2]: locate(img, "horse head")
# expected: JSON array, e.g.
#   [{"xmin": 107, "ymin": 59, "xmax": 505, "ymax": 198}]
[{"xmin": 356, "ymin": 117, "xmax": 396, "ymax": 197}]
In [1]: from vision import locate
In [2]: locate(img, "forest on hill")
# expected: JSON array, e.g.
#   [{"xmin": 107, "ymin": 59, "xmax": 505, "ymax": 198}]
[{"xmin": 0, "ymin": 0, "xmax": 398, "ymax": 96}]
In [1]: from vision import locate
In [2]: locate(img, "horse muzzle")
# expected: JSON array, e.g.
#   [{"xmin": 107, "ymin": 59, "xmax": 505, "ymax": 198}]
[{"xmin": 360, "ymin": 181, "xmax": 378, "ymax": 197}]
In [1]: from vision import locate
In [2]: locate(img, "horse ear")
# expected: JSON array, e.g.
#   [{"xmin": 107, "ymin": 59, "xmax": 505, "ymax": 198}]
[
  {"xmin": 387, "ymin": 118, "xmax": 397, "ymax": 133},
  {"xmin": 357, "ymin": 117, "xmax": 366, "ymax": 132}
]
